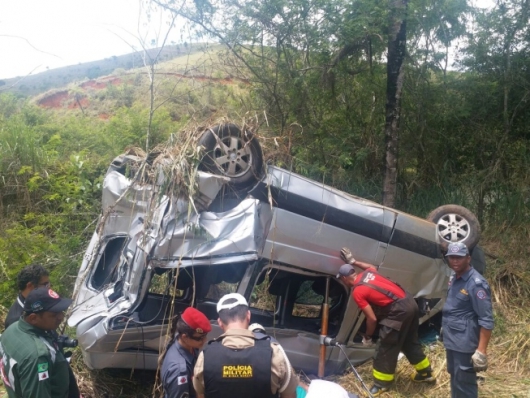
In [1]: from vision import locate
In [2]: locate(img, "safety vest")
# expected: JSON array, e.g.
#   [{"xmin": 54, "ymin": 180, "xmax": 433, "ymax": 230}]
[
  {"xmin": 352, "ymin": 270, "xmax": 407, "ymax": 319},
  {"xmin": 203, "ymin": 335, "xmax": 276, "ymax": 398},
  {"xmin": 353, "ymin": 270, "xmax": 404, "ymax": 300}
]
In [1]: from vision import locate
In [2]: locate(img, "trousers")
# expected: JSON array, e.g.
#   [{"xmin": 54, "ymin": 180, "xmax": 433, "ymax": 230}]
[{"xmin": 446, "ymin": 349, "xmax": 477, "ymax": 398}]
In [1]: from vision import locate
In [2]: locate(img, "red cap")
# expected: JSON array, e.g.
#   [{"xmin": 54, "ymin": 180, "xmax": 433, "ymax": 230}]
[{"xmin": 181, "ymin": 307, "xmax": 212, "ymax": 334}]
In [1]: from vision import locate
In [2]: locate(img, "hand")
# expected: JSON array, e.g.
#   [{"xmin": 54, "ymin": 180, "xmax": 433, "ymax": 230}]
[
  {"xmin": 362, "ymin": 337, "xmax": 374, "ymax": 347},
  {"xmin": 340, "ymin": 247, "xmax": 355, "ymax": 265},
  {"xmin": 471, "ymin": 350, "xmax": 488, "ymax": 371}
]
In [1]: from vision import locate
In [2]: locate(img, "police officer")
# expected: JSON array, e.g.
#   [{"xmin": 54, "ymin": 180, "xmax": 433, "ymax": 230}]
[
  {"xmin": 442, "ymin": 242, "xmax": 494, "ymax": 398},
  {"xmin": 160, "ymin": 307, "xmax": 212, "ymax": 398},
  {"xmin": 338, "ymin": 247, "xmax": 435, "ymax": 396},
  {"xmin": 4, "ymin": 264, "xmax": 50, "ymax": 330},
  {"xmin": 193, "ymin": 293, "xmax": 298, "ymax": 398},
  {"xmin": 0, "ymin": 287, "xmax": 72, "ymax": 398}
]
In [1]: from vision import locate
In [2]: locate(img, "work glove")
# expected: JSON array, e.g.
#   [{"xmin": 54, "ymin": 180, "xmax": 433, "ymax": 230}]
[
  {"xmin": 362, "ymin": 336, "xmax": 374, "ymax": 348},
  {"xmin": 340, "ymin": 247, "xmax": 356, "ymax": 265},
  {"xmin": 471, "ymin": 350, "xmax": 488, "ymax": 371}
]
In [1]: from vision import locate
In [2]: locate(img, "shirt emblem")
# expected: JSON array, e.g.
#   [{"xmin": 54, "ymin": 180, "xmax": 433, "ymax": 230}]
[
  {"xmin": 38, "ymin": 370, "xmax": 49, "ymax": 381},
  {"xmin": 459, "ymin": 289, "xmax": 468, "ymax": 295},
  {"xmin": 37, "ymin": 362, "xmax": 49, "ymax": 381},
  {"xmin": 363, "ymin": 273, "xmax": 375, "ymax": 283},
  {"xmin": 177, "ymin": 375, "xmax": 188, "ymax": 385},
  {"xmin": 476, "ymin": 290, "xmax": 487, "ymax": 300}
]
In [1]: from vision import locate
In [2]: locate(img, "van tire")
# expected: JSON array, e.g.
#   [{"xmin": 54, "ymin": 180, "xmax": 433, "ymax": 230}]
[
  {"xmin": 427, "ymin": 205, "xmax": 481, "ymax": 249},
  {"xmin": 199, "ymin": 124, "xmax": 263, "ymax": 189}
]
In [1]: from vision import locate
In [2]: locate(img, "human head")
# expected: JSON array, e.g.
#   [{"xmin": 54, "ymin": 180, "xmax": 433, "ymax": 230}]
[
  {"xmin": 336, "ymin": 264, "xmax": 357, "ymax": 286},
  {"xmin": 445, "ymin": 242, "xmax": 471, "ymax": 277},
  {"xmin": 17, "ymin": 264, "xmax": 50, "ymax": 295},
  {"xmin": 217, "ymin": 293, "xmax": 250, "ymax": 330},
  {"xmin": 176, "ymin": 307, "xmax": 211, "ymax": 348},
  {"xmin": 23, "ymin": 287, "xmax": 72, "ymax": 331}
]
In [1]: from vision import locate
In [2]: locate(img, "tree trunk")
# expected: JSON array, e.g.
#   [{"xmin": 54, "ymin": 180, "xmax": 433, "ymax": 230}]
[{"xmin": 382, "ymin": 0, "xmax": 408, "ymax": 207}]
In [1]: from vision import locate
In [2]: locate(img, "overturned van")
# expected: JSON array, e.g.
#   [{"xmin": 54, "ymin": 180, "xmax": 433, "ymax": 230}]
[{"xmin": 68, "ymin": 124, "xmax": 482, "ymax": 375}]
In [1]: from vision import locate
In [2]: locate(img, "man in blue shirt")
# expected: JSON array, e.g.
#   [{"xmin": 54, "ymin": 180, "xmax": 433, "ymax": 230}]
[
  {"xmin": 442, "ymin": 242, "xmax": 494, "ymax": 398},
  {"xmin": 160, "ymin": 307, "xmax": 212, "ymax": 398}
]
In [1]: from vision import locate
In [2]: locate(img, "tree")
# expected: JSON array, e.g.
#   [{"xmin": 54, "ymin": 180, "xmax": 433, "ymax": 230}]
[{"xmin": 382, "ymin": 0, "xmax": 408, "ymax": 207}]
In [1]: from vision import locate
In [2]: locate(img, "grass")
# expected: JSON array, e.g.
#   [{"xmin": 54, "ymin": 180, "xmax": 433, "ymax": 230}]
[
  {"xmin": 65, "ymin": 233, "xmax": 530, "ymax": 398},
  {"xmin": 1, "ymin": 240, "xmax": 529, "ymax": 398}
]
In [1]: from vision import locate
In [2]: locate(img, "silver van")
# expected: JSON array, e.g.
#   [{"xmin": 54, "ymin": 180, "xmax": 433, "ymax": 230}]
[{"xmin": 68, "ymin": 124, "xmax": 481, "ymax": 375}]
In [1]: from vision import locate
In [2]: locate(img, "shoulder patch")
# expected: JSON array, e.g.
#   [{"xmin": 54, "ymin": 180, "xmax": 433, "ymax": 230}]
[
  {"xmin": 476, "ymin": 290, "xmax": 487, "ymax": 300},
  {"xmin": 37, "ymin": 363, "xmax": 48, "ymax": 372},
  {"xmin": 38, "ymin": 370, "xmax": 49, "ymax": 381},
  {"xmin": 177, "ymin": 375, "xmax": 188, "ymax": 385}
]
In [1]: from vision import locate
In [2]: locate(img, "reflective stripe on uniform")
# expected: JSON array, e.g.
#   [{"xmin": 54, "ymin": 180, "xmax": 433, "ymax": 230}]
[
  {"xmin": 39, "ymin": 337, "xmax": 56, "ymax": 363},
  {"xmin": 414, "ymin": 357, "xmax": 430, "ymax": 371},
  {"xmin": 373, "ymin": 369, "xmax": 394, "ymax": 382}
]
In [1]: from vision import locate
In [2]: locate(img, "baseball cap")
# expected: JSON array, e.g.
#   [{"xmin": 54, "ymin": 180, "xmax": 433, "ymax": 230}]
[
  {"xmin": 217, "ymin": 293, "xmax": 248, "ymax": 313},
  {"xmin": 445, "ymin": 242, "xmax": 469, "ymax": 257},
  {"xmin": 181, "ymin": 307, "xmax": 212, "ymax": 334},
  {"xmin": 336, "ymin": 264, "xmax": 356, "ymax": 278},
  {"xmin": 24, "ymin": 287, "xmax": 72, "ymax": 314},
  {"xmin": 248, "ymin": 323, "xmax": 266, "ymax": 333}
]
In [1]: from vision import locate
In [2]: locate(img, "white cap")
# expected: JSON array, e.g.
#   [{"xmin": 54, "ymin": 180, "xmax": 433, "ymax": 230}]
[
  {"xmin": 216, "ymin": 293, "xmax": 248, "ymax": 313},
  {"xmin": 249, "ymin": 323, "xmax": 266, "ymax": 333}
]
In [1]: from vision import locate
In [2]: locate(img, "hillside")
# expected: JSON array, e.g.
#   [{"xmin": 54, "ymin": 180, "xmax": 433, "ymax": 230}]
[{"xmin": 0, "ymin": 43, "xmax": 224, "ymax": 96}]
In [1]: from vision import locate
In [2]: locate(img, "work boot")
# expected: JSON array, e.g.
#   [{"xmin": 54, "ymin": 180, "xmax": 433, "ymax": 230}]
[
  {"xmin": 369, "ymin": 384, "xmax": 390, "ymax": 396},
  {"xmin": 411, "ymin": 368, "xmax": 436, "ymax": 383}
]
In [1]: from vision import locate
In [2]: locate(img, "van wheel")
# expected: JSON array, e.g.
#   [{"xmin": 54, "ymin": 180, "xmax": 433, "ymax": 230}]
[
  {"xmin": 198, "ymin": 124, "xmax": 263, "ymax": 189},
  {"xmin": 427, "ymin": 205, "xmax": 481, "ymax": 249}
]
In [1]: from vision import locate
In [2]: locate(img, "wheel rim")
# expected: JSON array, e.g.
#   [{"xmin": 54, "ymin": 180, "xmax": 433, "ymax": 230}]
[
  {"xmin": 435, "ymin": 213, "xmax": 471, "ymax": 243},
  {"xmin": 212, "ymin": 135, "xmax": 253, "ymax": 178}
]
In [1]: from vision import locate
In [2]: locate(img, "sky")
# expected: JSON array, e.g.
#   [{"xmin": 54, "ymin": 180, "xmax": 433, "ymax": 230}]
[
  {"xmin": 0, "ymin": 0, "xmax": 494, "ymax": 81},
  {"xmin": 0, "ymin": 0, "xmax": 181, "ymax": 80}
]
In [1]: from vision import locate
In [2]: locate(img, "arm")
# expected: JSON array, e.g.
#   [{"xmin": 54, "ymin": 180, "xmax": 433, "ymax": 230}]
[
  {"xmin": 192, "ymin": 352, "xmax": 205, "ymax": 396},
  {"xmin": 470, "ymin": 281, "xmax": 494, "ymax": 354},
  {"xmin": 161, "ymin": 361, "xmax": 192, "ymax": 398},
  {"xmin": 271, "ymin": 343, "xmax": 298, "ymax": 398},
  {"xmin": 18, "ymin": 356, "xmax": 52, "ymax": 398},
  {"xmin": 361, "ymin": 305, "xmax": 378, "ymax": 337},
  {"xmin": 354, "ymin": 260, "xmax": 377, "ymax": 272},
  {"xmin": 340, "ymin": 247, "xmax": 378, "ymax": 271},
  {"xmin": 477, "ymin": 327, "xmax": 492, "ymax": 354}
]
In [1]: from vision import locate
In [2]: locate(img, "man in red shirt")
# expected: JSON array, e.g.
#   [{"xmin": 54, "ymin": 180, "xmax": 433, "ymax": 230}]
[{"xmin": 337, "ymin": 247, "xmax": 435, "ymax": 396}]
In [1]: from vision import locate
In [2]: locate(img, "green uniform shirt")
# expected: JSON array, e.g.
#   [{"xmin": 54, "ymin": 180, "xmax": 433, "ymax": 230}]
[{"xmin": 0, "ymin": 319, "xmax": 70, "ymax": 398}]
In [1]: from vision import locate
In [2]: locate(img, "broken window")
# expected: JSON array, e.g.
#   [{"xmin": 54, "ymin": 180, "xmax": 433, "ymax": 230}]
[
  {"xmin": 249, "ymin": 268, "xmax": 347, "ymax": 335},
  {"xmin": 91, "ymin": 236, "xmax": 127, "ymax": 290}
]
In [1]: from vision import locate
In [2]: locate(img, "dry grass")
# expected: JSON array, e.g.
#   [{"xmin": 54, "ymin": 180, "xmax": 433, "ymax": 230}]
[
  {"xmin": 336, "ymin": 242, "xmax": 530, "ymax": 398},
  {"xmin": 67, "ymin": 277, "xmax": 530, "ymax": 397}
]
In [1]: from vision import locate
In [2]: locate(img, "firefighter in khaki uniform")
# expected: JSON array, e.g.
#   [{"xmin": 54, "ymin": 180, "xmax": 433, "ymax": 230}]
[
  {"xmin": 0, "ymin": 287, "xmax": 72, "ymax": 398},
  {"xmin": 193, "ymin": 293, "xmax": 298, "ymax": 398},
  {"xmin": 337, "ymin": 248, "xmax": 435, "ymax": 396}
]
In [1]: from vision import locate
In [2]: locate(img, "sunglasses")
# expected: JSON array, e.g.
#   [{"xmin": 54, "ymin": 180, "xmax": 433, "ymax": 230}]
[{"xmin": 188, "ymin": 333, "xmax": 207, "ymax": 342}]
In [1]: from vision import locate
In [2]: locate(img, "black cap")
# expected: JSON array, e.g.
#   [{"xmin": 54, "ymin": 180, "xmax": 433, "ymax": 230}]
[{"xmin": 24, "ymin": 287, "xmax": 72, "ymax": 313}]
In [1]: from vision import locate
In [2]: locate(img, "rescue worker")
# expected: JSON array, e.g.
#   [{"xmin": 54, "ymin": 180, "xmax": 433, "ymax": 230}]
[
  {"xmin": 0, "ymin": 287, "xmax": 72, "ymax": 398},
  {"xmin": 442, "ymin": 242, "xmax": 494, "ymax": 398},
  {"xmin": 4, "ymin": 264, "xmax": 50, "ymax": 329},
  {"xmin": 3, "ymin": 265, "xmax": 81, "ymax": 398},
  {"xmin": 337, "ymin": 247, "xmax": 435, "ymax": 396},
  {"xmin": 193, "ymin": 293, "xmax": 298, "ymax": 398},
  {"xmin": 160, "ymin": 307, "xmax": 212, "ymax": 398}
]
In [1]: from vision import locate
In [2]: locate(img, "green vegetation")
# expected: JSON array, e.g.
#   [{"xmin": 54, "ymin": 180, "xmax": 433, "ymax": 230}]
[{"xmin": 1, "ymin": 0, "xmax": 530, "ymax": 394}]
